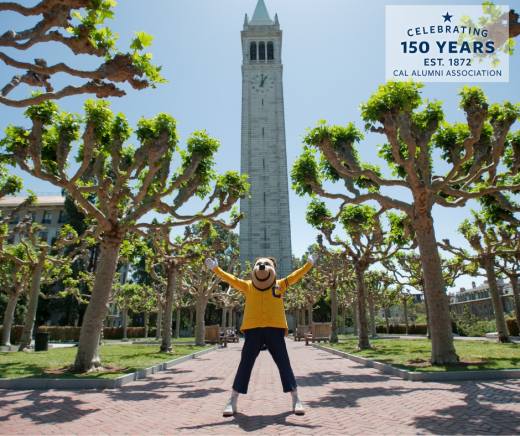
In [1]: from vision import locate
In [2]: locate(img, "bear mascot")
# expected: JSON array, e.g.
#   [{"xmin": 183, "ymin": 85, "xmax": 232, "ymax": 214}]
[{"xmin": 205, "ymin": 254, "xmax": 316, "ymax": 417}]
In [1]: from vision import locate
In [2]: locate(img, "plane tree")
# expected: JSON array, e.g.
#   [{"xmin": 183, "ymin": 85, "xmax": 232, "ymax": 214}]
[
  {"xmin": 305, "ymin": 199, "xmax": 412, "ymax": 349},
  {"xmin": 292, "ymin": 81, "xmax": 519, "ymax": 363},
  {"xmin": 0, "ymin": 242, "xmax": 31, "ymax": 346},
  {"xmin": 0, "ymin": 217, "xmax": 80, "ymax": 351},
  {"xmin": 364, "ymin": 270, "xmax": 394, "ymax": 337},
  {"xmin": 0, "ymin": 0, "xmax": 165, "ymax": 107},
  {"xmin": 312, "ymin": 245, "xmax": 351, "ymax": 343},
  {"xmin": 183, "ymin": 223, "xmax": 239, "ymax": 346},
  {"xmin": 440, "ymin": 212, "xmax": 519, "ymax": 342},
  {"xmin": 496, "ymin": 247, "xmax": 520, "ymax": 333},
  {"xmin": 0, "ymin": 99, "xmax": 249, "ymax": 371},
  {"xmin": 145, "ymin": 225, "xmax": 208, "ymax": 352}
]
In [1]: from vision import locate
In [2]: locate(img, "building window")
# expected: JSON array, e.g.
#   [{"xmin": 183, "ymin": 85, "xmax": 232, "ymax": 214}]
[
  {"xmin": 58, "ymin": 210, "xmax": 67, "ymax": 223},
  {"xmin": 267, "ymin": 41, "xmax": 274, "ymax": 60},
  {"xmin": 250, "ymin": 41, "xmax": 257, "ymax": 60},
  {"xmin": 38, "ymin": 231, "xmax": 48, "ymax": 242},
  {"xmin": 259, "ymin": 42, "xmax": 266, "ymax": 60},
  {"xmin": 42, "ymin": 210, "xmax": 52, "ymax": 224}
]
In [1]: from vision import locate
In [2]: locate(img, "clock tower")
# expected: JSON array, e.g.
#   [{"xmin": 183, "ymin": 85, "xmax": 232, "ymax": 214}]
[{"xmin": 239, "ymin": 0, "xmax": 293, "ymax": 277}]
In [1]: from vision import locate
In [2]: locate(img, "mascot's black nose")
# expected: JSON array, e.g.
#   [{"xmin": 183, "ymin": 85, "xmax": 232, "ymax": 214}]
[{"xmin": 259, "ymin": 264, "xmax": 265, "ymax": 270}]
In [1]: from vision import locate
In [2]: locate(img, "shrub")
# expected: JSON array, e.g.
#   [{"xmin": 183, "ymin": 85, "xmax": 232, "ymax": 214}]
[
  {"xmin": 454, "ymin": 319, "xmax": 497, "ymax": 337},
  {"xmin": 451, "ymin": 308, "xmax": 500, "ymax": 337},
  {"xmin": 506, "ymin": 318, "xmax": 519, "ymax": 336},
  {"xmin": 1, "ymin": 325, "xmax": 162, "ymax": 343}
]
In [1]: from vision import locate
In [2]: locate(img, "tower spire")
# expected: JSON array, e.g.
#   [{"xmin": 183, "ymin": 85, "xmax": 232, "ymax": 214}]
[{"xmin": 250, "ymin": 0, "xmax": 274, "ymax": 25}]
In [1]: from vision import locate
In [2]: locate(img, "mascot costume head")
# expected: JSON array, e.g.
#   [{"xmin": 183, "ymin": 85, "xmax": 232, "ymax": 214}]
[{"xmin": 251, "ymin": 257, "xmax": 277, "ymax": 290}]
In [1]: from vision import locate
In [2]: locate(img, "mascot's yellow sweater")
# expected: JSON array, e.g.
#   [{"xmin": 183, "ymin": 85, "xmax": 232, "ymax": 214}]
[{"xmin": 213, "ymin": 261, "xmax": 313, "ymax": 335}]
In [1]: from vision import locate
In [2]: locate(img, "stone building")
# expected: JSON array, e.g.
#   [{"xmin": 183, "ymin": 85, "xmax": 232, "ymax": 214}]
[
  {"xmin": 0, "ymin": 195, "xmax": 66, "ymax": 244},
  {"xmin": 239, "ymin": 0, "xmax": 293, "ymax": 277},
  {"xmin": 450, "ymin": 280, "xmax": 515, "ymax": 318}
]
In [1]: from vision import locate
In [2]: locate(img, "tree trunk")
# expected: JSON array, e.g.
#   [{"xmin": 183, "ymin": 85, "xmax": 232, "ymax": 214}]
[
  {"xmin": 1, "ymin": 293, "xmax": 19, "ymax": 346},
  {"xmin": 403, "ymin": 298, "xmax": 409, "ymax": 335},
  {"xmin": 221, "ymin": 307, "xmax": 227, "ymax": 328},
  {"xmin": 121, "ymin": 308, "xmax": 128, "ymax": 341},
  {"xmin": 355, "ymin": 265, "xmax": 370, "ymax": 349},
  {"xmin": 384, "ymin": 308, "xmax": 390, "ymax": 334},
  {"xmin": 510, "ymin": 274, "xmax": 520, "ymax": 334},
  {"xmin": 307, "ymin": 305, "xmax": 313, "ymax": 325},
  {"xmin": 195, "ymin": 298, "xmax": 208, "ymax": 346},
  {"xmin": 189, "ymin": 308, "xmax": 194, "ymax": 335},
  {"xmin": 330, "ymin": 285, "xmax": 338, "ymax": 343},
  {"xmin": 18, "ymin": 259, "xmax": 45, "ymax": 351},
  {"xmin": 160, "ymin": 267, "xmax": 177, "ymax": 352},
  {"xmin": 368, "ymin": 292, "xmax": 376, "ymax": 338},
  {"xmin": 352, "ymin": 300, "xmax": 358, "ymax": 335},
  {"xmin": 144, "ymin": 312, "xmax": 149, "ymax": 338},
  {"xmin": 483, "ymin": 255, "xmax": 509, "ymax": 342},
  {"xmin": 422, "ymin": 285, "xmax": 431, "ymax": 339},
  {"xmin": 414, "ymin": 215, "xmax": 458, "ymax": 364},
  {"xmin": 175, "ymin": 307, "xmax": 181, "ymax": 339},
  {"xmin": 73, "ymin": 238, "xmax": 121, "ymax": 372},
  {"xmin": 155, "ymin": 304, "xmax": 162, "ymax": 340}
]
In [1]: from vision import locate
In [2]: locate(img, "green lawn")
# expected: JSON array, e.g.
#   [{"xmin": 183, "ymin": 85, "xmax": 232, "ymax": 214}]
[
  {"xmin": 328, "ymin": 338, "xmax": 520, "ymax": 372},
  {"xmin": 0, "ymin": 344, "xmax": 210, "ymax": 379}
]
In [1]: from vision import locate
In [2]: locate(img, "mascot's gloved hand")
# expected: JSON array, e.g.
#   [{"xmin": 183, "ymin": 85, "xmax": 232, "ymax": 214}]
[
  {"xmin": 205, "ymin": 258, "xmax": 218, "ymax": 271},
  {"xmin": 308, "ymin": 254, "xmax": 318, "ymax": 265}
]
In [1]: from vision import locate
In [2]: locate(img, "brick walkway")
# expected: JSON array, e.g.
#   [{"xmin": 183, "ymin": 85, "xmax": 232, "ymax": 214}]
[{"xmin": 1, "ymin": 340, "xmax": 519, "ymax": 435}]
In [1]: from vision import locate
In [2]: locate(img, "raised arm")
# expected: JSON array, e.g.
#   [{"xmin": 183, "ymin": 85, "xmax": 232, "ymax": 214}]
[
  {"xmin": 205, "ymin": 258, "xmax": 249, "ymax": 294},
  {"xmin": 278, "ymin": 255, "xmax": 316, "ymax": 293}
]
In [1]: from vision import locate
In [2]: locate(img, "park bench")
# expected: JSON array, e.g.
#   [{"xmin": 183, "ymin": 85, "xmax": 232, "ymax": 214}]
[
  {"xmin": 294, "ymin": 325, "xmax": 310, "ymax": 341},
  {"xmin": 305, "ymin": 322, "xmax": 332, "ymax": 345},
  {"xmin": 205, "ymin": 324, "xmax": 227, "ymax": 347},
  {"xmin": 220, "ymin": 327, "xmax": 239, "ymax": 343}
]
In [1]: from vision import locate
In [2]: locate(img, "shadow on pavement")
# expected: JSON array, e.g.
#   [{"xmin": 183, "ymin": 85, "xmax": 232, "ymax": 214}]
[
  {"xmin": 297, "ymin": 370, "xmax": 391, "ymax": 386},
  {"xmin": 178, "ymin": 411, "xmax": 319, "ymax": 432},
  {"xmin": 413, "ymin": 380, "xmax": 520, "ymax": 435},
  {"xmin": 0, "ymin": 390, "xmax": 99, "ymax": 424}
]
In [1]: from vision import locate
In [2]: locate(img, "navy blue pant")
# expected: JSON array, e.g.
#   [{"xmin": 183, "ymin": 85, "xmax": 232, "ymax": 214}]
[{"xmin": 232, "ymin": 327, "xmax": 297, "ymax": 394}]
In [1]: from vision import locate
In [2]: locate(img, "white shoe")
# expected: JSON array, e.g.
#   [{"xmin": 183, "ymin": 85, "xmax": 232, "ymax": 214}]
[
  {"xmin": 291, "ymin": 389, "xmax": 305, "ymax": 415},
  {"xmin": 223, "ymin": 392, "xmax": 238, "ymax": 417},
  {"xmin": 293, "ymin": 398, "xmax": 305, "ymax": 415}
]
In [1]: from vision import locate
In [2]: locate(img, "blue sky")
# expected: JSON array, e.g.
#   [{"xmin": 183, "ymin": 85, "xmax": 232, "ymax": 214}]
[{"xmin": 2, "ymin": 0, "xmax": 519, "ymax": 292}]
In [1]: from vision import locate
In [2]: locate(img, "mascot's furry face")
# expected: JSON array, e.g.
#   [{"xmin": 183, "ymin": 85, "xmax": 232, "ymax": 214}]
[{"xmin": 252, "ymin": 257, "xmax": 277, "ymax": 290}]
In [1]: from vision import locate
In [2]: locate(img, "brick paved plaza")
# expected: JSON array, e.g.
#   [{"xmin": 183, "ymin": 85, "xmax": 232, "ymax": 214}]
[{"xmin": 1, "ymin": 340, "xmax": 519, "ymax": 435}]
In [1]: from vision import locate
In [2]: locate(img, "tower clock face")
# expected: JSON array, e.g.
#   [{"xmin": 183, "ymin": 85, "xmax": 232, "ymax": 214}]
[{"xmin": 250, "ymin": 73, "xmax": 274, "ymax": 94}]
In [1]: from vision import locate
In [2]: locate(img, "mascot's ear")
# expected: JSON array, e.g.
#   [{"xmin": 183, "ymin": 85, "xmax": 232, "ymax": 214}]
[{"xmin": 267, "ymin": 257, "xmax": 277, "ymax": 268}]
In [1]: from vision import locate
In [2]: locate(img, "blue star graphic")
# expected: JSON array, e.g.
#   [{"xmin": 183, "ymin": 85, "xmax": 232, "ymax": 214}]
[{"xmin": 442, "ymin": 12, "xmax": 453, "ymax": 22}]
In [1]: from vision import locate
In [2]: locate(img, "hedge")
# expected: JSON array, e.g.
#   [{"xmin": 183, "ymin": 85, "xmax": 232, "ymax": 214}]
[
  {"xmin": 507, "ymin": 318, "xmax": 519, "ymax": 336},
  {"xmin": 376, "ymin": 319, "xmax": 519, "ymax": 337},
  {"xmin": 375, "ymin": 324, "xmax": 427, "ymax": 335},
  {"xmin": 0, "ymin": 325, "xmax": 24, "ymax": 344},
  {"xmin": 0, "ymin": 326, "xmax": 153, "ymax": 343}
]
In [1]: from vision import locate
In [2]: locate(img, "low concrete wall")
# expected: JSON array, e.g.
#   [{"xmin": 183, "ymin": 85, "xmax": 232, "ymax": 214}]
[
  {"xmin": 312, "ymin": 344, "xmax": 520, "ymax": 382},
  {"xmin": 0, "ymin": 346, "xmax": 218, "ymax": 390}
]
